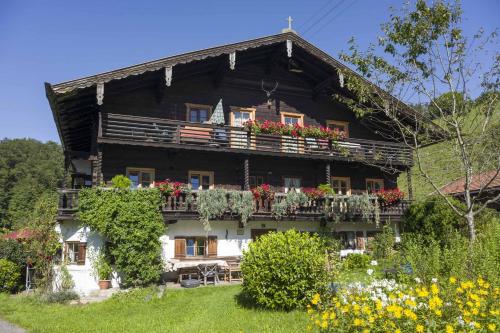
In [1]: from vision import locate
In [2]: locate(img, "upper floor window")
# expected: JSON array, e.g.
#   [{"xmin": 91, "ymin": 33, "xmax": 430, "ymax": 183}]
[
  {"xmin": 281, "ymin": 112, "xmax": 304, "ymax": 126},
  {"xmin": 366, "ymin": 178, "xmax": 384, "ymax": 193},
  {"xmin": 326, "ymin": 120, "xmax": 349, "ymax": 138},
  {"xmin": 230, "ymin": 108, "xmax": 255, "ymax": 127},
  {"xmin": 331, "ymin": 176, "xmax": 351, "ymax": 195},
  {"xmin": 186, "ymin": 103, "xmax": 212, "ymax": 123},
  {"xmin": 126, "ymin": 167, "xmax": 155, "ymax": 188},
  {"xmin": 189, "ymin": 170, "xmax": 214, "ymax": 190},
  {"xmin": 249, "ymin": 175, "xmax": 264, "ymax": 188}
]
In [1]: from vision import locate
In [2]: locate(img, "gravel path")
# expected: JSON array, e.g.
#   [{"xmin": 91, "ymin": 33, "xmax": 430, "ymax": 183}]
[{"xmin": 0, "ymin": 319, "xmax": 26, "ymax": 333}]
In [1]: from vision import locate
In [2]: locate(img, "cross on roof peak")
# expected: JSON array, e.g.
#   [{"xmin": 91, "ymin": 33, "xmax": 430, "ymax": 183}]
[{"xmin": 281, "ymin": 16, "xmax": 297, "ymax": 34}]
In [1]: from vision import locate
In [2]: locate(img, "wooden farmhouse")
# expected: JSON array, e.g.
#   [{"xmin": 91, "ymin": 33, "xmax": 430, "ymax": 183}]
[{"xmin": 46, "ymin": 31, "xmax": 416, "ymax": 293}]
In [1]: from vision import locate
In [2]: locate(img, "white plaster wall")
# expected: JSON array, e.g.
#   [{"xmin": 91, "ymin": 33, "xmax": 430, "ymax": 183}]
[{"xmin": 56, "ymin": 220, "xmax": 119, "ymax": 295}]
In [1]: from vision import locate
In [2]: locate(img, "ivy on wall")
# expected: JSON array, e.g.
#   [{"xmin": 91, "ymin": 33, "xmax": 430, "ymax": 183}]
[{"xmin": 78, "ymin": 188, "xmax": 164, "ymax": 287}]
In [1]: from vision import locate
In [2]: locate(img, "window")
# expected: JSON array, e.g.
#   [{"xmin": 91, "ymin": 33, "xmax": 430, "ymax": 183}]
[
  {"xmin": 174, "ymin": 236, "xmax": 217, "ymax": 257},
  {"xmin": 126, "ymin": 168, "xmax": 155, "ymax": 188},
  {"xmin": 284, "ymin": 177, "xmax": 301, "ymax": 192},
  {"xmin": 186, "ymin": 103, "xmax": 212, "ymax": 123},
  {"xmin": 366, "ymin": 178, "xmax": 384, "ymax": 193},
  {"xmin": 326, "ymin": 120, "xmax": 349, "ymax": 138},
  {"xmin": 64, "ymin": 242, "xmax": 86, "ymax": 265},
  {"xmin": 280, "ymin": 112, "xmax": 304, "ymax": 153},
  {"xmin": 249, "ymin": 175, "xmax": 264, "ymax": 188},
  {"xmin": 188, "ymin": 171, "xmax": 214, "ymax": 190},
  {"xmin": 230, "ymin": 108, "xmax": 255, "ymax": 127},
  {"xmin": 331, "ymin": 177, "xmax": 351, "ymax": 195},
  {"xmin": 281, "ymin": 112, "xmax": 304, "ymax": 126}
]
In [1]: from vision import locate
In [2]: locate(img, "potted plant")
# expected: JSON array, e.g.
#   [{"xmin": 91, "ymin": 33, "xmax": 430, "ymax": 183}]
[{"xmin": 93, "ymin": 253, "xmax": 112, "ymax": 290}]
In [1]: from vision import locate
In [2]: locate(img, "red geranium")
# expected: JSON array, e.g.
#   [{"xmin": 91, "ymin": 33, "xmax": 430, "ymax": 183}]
[
  {"xmin": 155, "ymin": 179, "xmax": 185, "ymax": 198},
  {"xmin": 251, "ymin": 184, "xmax": 275, "ymax": 201},
  {"xmin": 302, "ymin": 187, "xmax": 327, "ymax": 200},
  {"xmin": 375, "ymin": 188, "xmax": 405, "ymax": 206}
]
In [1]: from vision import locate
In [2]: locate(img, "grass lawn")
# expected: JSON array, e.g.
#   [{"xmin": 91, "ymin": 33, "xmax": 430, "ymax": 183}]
[{"xmin": 0, "ymin": 285, "xmax": 309, "ymax": 333}]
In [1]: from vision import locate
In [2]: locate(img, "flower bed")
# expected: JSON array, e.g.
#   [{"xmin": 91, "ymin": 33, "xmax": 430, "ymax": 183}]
[
  {"xmin": 308, "ymin": 277, "xmax": 499, "ymax": 332},
  {"xmin": 243, "ymin": 120, "xmax": 345, "ymax": 141},
  {"xmin": 375, "ymin": 188, "xmax": 405, "ymax": 206}
]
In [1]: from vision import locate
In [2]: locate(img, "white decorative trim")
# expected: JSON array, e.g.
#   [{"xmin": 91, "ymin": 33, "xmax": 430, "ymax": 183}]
[
  {"xmin": 165, "ymin": 66, "xmax": 173, "ymax": 87},
  {"xmin": 229, "ymin": 52, "xmax": 236, "ymax": 70},
  {"xmin": 339, "ymin": 72, "xmax": 344, "ymax": 88},
  {"xmin": 96, "ymin": 83, "xmax": 104, "ymax": 105},
  {"xmin": 286, "ymin": 40, "xmax": 293, "ymax": 58}
]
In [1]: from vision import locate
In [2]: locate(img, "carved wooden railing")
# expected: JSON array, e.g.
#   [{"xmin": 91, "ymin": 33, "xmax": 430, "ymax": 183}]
[
  {"xmin": 99, "ymin": 113, "xmax": 413, "ymax": 166},
  {"xmin": 58, "ymin": 188, "xmax": 410, "ymax": 221}
]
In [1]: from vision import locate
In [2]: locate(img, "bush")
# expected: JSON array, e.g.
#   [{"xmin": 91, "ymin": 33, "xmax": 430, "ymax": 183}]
[
  {"xmin": 0, "ymin": 259, "xmax": 21, "ymax": 293},
  {"xmin": 371, "ymin": 225, "xmax": 395, "ymax": 259},
  {"xmin": 241, "ymin": 230, "xmax": 331, "ymax": 310},
  {"xmin": 39, "ymin": 290, "xmax": 79, "ymax": 304},
  {"xmin": 402, "ymin": 196, "xmax": 467, "ymax": 245},
  {"xmin": 111, "ymin": 175, "xmax": 132, "ymax": 189},
  {"xmin": 0, "ymin": 239, "xmax": 29, "ymax": 267},
  {"xmin": 342, "ymin": 253, "xmax": 371, "ymax": 270}
]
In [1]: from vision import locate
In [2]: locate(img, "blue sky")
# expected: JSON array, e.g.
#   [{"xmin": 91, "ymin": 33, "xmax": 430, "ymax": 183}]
[{"xmin": 1, "ymin": 0, "xmax": 498, "ymax": 143}]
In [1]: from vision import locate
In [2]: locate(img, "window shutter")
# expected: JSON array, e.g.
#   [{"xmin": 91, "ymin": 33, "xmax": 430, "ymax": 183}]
[
  {"xmin": 207, "ymin": 236, "xmax": 217, "ymax": 257},
  {"xmin": 77, "ymin": 243, "xmax": 86, "ymax": 265},
  {"xmin": 174, "ymin": 238, "xmax": 186, "ymax": 258}
]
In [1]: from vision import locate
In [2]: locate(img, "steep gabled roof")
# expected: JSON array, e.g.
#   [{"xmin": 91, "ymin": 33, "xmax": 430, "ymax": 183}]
[{"xmin": 50, "ymin": 32, "xmax": 352, "ymax": 94}]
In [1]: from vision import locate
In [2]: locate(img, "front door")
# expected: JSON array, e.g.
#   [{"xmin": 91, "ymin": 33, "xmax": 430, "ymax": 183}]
[{"xmin": 251, "ymin": 229, "xmax": 277, "ymax": 241}]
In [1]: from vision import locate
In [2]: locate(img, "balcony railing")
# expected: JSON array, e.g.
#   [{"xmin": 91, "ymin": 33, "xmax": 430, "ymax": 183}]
[
  {"xmin": 99, "ymin": 113, "xmax": 412, "ymax": 166},
  {"xmin": 58, "ymin": 188, "xmax": 410, "ymax": 222}
]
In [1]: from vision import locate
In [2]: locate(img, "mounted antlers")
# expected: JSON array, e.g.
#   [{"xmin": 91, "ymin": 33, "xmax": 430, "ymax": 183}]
[{"xmin": 261, "ymin": 80, "xmax": 279, "ymax": 108}]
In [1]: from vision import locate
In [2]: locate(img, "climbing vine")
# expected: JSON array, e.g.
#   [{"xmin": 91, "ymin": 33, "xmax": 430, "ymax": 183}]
[{"xmin": 78, "ymin": 188, "xmax": 164, "ymax": 287}]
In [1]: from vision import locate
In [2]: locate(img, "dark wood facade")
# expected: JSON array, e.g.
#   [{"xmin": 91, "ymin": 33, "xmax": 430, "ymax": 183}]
[{"xmin": 47, "ymin": 32, "xmax": 414, "ymax": 221}]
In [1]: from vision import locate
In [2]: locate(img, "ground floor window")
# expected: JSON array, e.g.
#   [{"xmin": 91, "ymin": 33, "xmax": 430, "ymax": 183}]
[
  {"xmin": 174, "ymin": 236, "xmax": 217, "ymax": 257},
  {"xmin": 188, "ymin": 171, "xmax": 214, "ymax": 190},
  {"xmin": 64, "ymin": 242, "xmax": 86, "ymax": 265}
]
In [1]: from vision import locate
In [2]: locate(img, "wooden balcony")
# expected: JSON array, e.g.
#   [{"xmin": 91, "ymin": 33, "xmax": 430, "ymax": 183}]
[
  {"xmin": 57, "ymin": 189, "xmax": 410, "ymax": 222},
  {"xmin": 98, "ymin": 113, "xmax": 413, "ymax": 167}
]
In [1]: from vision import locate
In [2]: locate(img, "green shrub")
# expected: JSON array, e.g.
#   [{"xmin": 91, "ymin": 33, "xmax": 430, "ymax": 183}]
[
  {"xmin": 371, "ymin": 225, "xmax": 395, "ymax": 259},
  {"xmin": 402, "ymin": 196, "xmax": 468, "ymax": 245},
  {"xmin": 342, "ymin": 253, "xmax": 371, "ymax": 270},
  {"xmin": 0, "ymin": 239, "xmax": 28, "ymax": 290},
  {"xmin": 241, "ymin": 229, "xmax": 330, "ymax": 310},
  {"xmin": 0, "ymin": 259, "xmax": 21, "ymax": 293},
  {"xmin": 111, "ymin": 174, "xmax": 132, "ymax": 189},
  {"xmin": 39, "ymin": 290, "xmax": 79, "ymax": 304},
  {"xmin": 78, "ymin": 188, "xmax": 164, "ymax": 287},
  {"xmin": 59, "ymin": 264, "xmax": 75, "ymax": 291},
  {"xmin": 400, "ymin": 233, "xmax": 441, "ymax": 283},
  {"xmin": 469, "ymin": 220, "xmax": 500, "ymax": 285},
  {"xmin": 92, "ymin": 252, "xmax": 113, "ymax": 280}
]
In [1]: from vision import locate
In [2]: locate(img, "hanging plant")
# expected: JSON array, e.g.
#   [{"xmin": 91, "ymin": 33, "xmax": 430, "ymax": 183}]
[
  {"xmin": 197, "ymin": 189, "xmax": 228, "ymax": 231},
  {"xmin": 271, "ymin": 191, "xmax": 308, "ymax": 220},
  {"xmin": 227, "ymin": 191, "xmax": 254, "ymax": 225}
]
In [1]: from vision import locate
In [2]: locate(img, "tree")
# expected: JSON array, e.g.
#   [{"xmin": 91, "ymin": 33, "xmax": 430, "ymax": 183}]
[
  {"xmin": 0, "ymin": 139, "xmax": 64, "ymax": 229},
  {"xmin": 428, "ymin": 91, "xmax": 469, "ymax": 118},
  {"xmin": 336, "ymin": 0, "xmax": 499, "ymax": 241}
]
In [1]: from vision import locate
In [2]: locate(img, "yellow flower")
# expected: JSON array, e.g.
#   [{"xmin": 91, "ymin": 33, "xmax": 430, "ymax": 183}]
[
  {"xmin": 395, "ymin": 329, "xmax": 401, "ymax": 333},
  {"xmin": 321, "ymin": 321, "xmax": 328, "ymax": 329},
  {"xmin": 353, "ymin": 318, "xmax": 363, "ymax": 326},
  {"xmin": 474, "ymin": 322, "xmax": 481, "ymax": 329},
  {"xmin": 405, "ymin": 299, "xmax": 417, "ymax": 308},
  {"xmin": 416, "ymin": 324, "xmax": 424, "ymax": 333},
  {"xmin": 431, "ymin": 284, "xmax": 439, "ymax": 295},
  {"xmin": 445, "ymin": 324, "xmax": 454, "ymax": 333},
  {"xmin": 434, "ymin": 309, "xmax": 442, "ymax": 317},
  {"xmin": 449, "ymin": 276, "xmax": 457, "ymax": 284},
  {"xmin": 488, "ymin": 323, "xmax": 496, "ymax": 332},
  {"xmin": 311, "ymin": 293, "xmax": 320, "ymax": 305}
]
